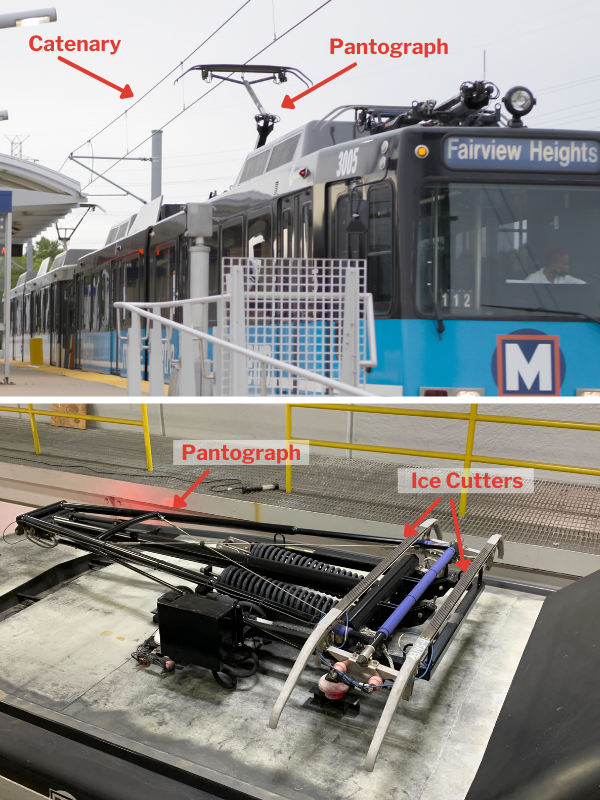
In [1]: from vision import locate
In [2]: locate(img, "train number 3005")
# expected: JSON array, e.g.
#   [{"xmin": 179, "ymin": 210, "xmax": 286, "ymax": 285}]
[{"xmin": 336, "ymin": 147, "xmax": 359, "ymax": 178}]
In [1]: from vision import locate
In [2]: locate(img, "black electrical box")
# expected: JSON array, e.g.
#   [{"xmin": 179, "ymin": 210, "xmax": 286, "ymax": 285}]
[{"xmin": 157, "ymin": 591, "xmax": 244, "ymax": 672}]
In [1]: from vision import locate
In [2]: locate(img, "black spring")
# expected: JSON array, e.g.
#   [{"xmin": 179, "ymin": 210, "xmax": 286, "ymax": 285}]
[
  {"xmin": 217, "ymin": 565, "xmax": 335, "ymax": 616},
  {"xmin": 250, "ymin": 543, "xmax": 361, "ymax": 580}
]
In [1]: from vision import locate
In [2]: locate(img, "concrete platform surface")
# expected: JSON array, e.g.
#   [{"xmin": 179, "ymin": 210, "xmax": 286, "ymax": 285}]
[
  {"xmin": 0, "ymin": 535, "xmax": 544, "ymax": 800},
  {"xmin": 2, "ymin": 363, "xmax": 131, "ymax": 396}
]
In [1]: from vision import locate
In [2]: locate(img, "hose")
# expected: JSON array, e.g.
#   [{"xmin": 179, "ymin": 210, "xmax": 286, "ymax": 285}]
[
  {"xmin": 249, "ymin": 543, "xmax": 361, "ymax": 579},
  {"xmin": 217, "ymin": 565, "xmax": 336, "ymax": 615}
]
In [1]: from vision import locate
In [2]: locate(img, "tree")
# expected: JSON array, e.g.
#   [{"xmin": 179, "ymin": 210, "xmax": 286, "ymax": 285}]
[{"xmin": 10, "ymin": 236, "xmax": 64, "ymax": 289}]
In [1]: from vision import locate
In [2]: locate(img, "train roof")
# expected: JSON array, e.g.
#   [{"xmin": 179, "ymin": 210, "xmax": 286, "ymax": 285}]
[
  {"xmin": 232, "ymin": 118, "xmax": 369, "ymax": 188},
  {"xmin": 10, "ymin": 247, "xmax": 94, "ymax": 298}
]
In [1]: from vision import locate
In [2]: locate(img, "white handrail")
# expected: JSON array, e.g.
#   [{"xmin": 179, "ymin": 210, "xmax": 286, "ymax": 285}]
[
  {"xmin": 114, "ymin": 301, "xmax": 375, "ymax": 397},
  {"xmin": 116, "ymin": 291, "xmax": 378, "ymax": 369}
]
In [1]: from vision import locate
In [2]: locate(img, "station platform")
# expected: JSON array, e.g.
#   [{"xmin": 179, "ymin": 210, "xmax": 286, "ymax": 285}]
[
  {"xmin": 2, "ymin": 361, "xmax": 157, "ymax": 396},
  {"xmin": 0, "ymin": 417, "xmax": 598, "ymax": 580}
]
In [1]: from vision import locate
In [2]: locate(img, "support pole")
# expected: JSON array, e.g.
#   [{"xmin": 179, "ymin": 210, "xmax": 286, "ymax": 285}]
[
  {"xmin": 285, "ymin": 404, "xmax": 293, "ymax": 493},
  {"xmin": 27, "ymin": 404, "xmax": 41, "ymax": 454},
  {"xmin": 3, "ymin": 208, "xmax": 12, "ymax": 384},
  {"xmin": 127, "ymin": 313, "xmax": 143, "ymax": 396},
  {"xmin": 185, "ymin": 203, "xmax": 213, "ymax": 395},
  {"xmin": 459, "ymin": 403, "xmax": 478, "ymax": 517},
  {"xmin": 140, "ymin": 404, "xmax": 153, "ymax": 472},
  {"xmin": 151, "ymin": 130, "xmax": 162, "ymax": 201}
]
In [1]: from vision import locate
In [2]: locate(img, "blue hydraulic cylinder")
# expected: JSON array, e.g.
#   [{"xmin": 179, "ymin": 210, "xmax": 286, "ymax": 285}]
[{"xmin": 377, "ymin": 546, "xmax": 456, "ymax": 639}]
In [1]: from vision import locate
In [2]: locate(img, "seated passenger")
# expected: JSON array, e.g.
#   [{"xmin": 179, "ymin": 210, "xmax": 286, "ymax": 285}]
[{"xmin": 524, "ymin": 246, "xmax": 585, "ymax": 284}]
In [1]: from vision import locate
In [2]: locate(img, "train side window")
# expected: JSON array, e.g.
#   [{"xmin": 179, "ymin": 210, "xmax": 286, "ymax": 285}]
[
  {"xmin": 34, "ymin": 292, "xmax": 41, "ymax": 334},
  {"xmin": 116, "ymin": 256, "xmax": 141, "ymax": 329},
  {"xmin": 101, "ymin": 269, "xmax": 110, "ymax": 330},
  {"xmin": 368, "ymin": 183, "xmax": 393, "ymax": 314},
  {"xmin": 301, "ymin": 203, "xmax": 313, "ymax": 258},
  {"xmin": 281, "ymin": 208, "xmax": 293, "ymax": 258},
  {"xmin": 92, "ymin": 271, "xmax": 101, "ymax": 330},
  {"xmin": 152, "ymin": 243, "xmax": 176, "ymax": 319},
  {"xmin": 222, "ymin": 221, "xmax": 243, "ymax": 263},
  {"xmin": 84, "ymin": 274, "xmax": 92, "ymax": 330},
  {"xmin": 248, "ymin": 211, "xmax": 272, "ymax": 258}
]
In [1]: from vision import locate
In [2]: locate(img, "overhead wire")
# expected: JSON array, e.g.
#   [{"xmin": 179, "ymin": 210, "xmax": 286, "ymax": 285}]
[
  {"xmin": 79, "ymin": 0, "xmax": 333, "ymax": 192},
  {"xmin": 59, "ymin": 0, "xmax": 254, "ymax": 171}
]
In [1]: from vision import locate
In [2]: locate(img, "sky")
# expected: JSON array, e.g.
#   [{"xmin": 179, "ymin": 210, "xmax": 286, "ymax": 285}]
[{"xmin": 1, "ymin": 0, "xmax": 599, "ymax": 250}]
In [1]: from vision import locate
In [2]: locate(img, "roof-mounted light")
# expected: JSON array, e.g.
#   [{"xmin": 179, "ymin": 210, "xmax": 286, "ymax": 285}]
[{"xmin": 502, "ymin": 86, "xmax": 536, "ymax": 127}]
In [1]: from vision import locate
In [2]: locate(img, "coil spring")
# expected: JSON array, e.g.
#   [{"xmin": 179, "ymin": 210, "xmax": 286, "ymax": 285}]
[
  {"xmin": 249, "ymin": 543, "xmax": 361, "ymax": 580},
  {"xmin": 217, "ymin": 565, "xmax": 335, "ymax": 616}
]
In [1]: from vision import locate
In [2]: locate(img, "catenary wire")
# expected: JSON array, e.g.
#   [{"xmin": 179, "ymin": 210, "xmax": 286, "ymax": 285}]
[
  {"xmin": 59, "ymin": 0, "xmax": 254, "ymax": 171},
  {"xmin": 79, "ymin": 0, "xmax": 333, "ymax": 191}
]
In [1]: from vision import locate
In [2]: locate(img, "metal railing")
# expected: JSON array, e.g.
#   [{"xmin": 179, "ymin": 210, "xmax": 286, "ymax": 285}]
[
  {"xmin": 284, "ymin": 403, "xmax": 600, "ymax": 516},
  {"xmin": 0, "ymin": 403, "xmax": 153, "ymax": 471},
  {"xmin": 114, "ymin": 257, "xmax": 377, "ymax": 398}
]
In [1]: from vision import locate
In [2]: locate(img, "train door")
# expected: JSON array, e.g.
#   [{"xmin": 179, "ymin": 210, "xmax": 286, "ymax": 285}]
[
  {"xmin": 327, "ymin": 179, "xmax": 394, "ymax": 315},
  {"xmin": 111, "ymin": 254, "xmax": 144, "ymax": 377},
  {"xmin": 60, "ymin": 279, "xmax": 78, "ymax": 369},
  {"xmin": 148, "ymin": 242, "xmax": 176, "ymax": 382}
]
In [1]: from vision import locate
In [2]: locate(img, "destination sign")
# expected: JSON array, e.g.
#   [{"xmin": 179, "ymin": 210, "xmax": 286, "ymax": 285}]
[{"xmin": 444, "ymin": 136, "xmax": 600, "ymax": 172}]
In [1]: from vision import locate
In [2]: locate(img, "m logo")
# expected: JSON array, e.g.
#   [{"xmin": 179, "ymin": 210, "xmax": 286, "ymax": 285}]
[{"xmin": 494, "ymin": 330, "xmax": 563, "ymax": 396}]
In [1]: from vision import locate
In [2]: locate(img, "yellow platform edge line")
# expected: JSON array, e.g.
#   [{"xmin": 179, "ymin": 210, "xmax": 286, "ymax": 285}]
[{"xmin": 9, "ymin": 360, "xmax": 168, "ymax": 396}]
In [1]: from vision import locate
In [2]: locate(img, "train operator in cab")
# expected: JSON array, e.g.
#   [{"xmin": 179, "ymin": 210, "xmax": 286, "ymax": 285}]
[{"xmin": 524, "ymin": 246, "xmax": 585, "ymax": 284}]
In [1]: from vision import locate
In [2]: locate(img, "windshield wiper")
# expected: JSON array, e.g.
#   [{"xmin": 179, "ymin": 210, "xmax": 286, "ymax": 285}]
[
  {"xmin": 482, "ymin": 304, "xmax": 600, "ymax": 331},
  {"xmin": 427, "ymin": 282, "xmax": 445, "ymax": 336}
]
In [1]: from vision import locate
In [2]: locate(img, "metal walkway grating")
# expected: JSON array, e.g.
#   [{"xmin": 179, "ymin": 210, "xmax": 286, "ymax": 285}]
[{"xmin": 0, "ymin": 418, "xmax": 598, "ymax": 555}]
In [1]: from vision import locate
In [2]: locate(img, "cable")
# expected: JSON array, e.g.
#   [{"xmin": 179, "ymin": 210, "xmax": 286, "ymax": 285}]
[
  {"xmin": 60, "ymin": 0, "xmax": 254, "ymax": 170},
  {"xmin": 79, "ymin": 0, "xmax": 334, "ymax": 191}
]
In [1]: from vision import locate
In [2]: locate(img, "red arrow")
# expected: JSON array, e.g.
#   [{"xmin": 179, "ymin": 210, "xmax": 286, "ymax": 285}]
[
  {"xmin": 403, "ymin": 497, "xmax": 442, "ymax": 538},
  {"xmin": 173, "ymin": 469, "xmax": 210, "ymax": 509},
  {"xmin": 449, "ymin": 498, "xmax": 471, "ymax": 572},
  {"xmin": 58, "ymin": 56, "xmax": 133, "ymax": 99},
  {"xmin": 281, "ymin": 62, "xmax": 357, "ymax": 109}
]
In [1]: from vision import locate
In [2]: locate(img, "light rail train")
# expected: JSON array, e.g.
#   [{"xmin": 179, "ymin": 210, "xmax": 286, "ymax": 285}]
[{"xmin": 10, "ymin": 79, "xmax": 600, "ymax": 395}]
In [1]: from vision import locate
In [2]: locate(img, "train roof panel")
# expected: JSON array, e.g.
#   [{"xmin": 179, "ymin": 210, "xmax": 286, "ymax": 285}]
[
  {"xmin": 50, "ymin": 248, "xmax": 93, "ymax": 271},
  {"xmin": 36, "ymin": 257, "xmax": 51, "ymax": 277}
]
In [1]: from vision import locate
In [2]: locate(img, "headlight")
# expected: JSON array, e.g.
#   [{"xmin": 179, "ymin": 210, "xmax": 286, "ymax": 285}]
[{"xmin": 503, "ymin": 86, "xmax": 536, "ymax": 118}]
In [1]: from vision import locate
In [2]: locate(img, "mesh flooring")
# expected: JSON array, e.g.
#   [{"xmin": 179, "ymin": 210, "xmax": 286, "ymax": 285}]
[{"xmin": 0, "ymin": 418, "xmax": 599, "ymax": 555}]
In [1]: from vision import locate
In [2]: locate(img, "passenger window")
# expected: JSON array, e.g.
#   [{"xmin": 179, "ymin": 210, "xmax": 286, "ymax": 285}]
[
  {"xmin": 101, "ymin": 269, "xmax": 110, "ymax": 330},
  {"xmin": 368, "ymin": 184, "xmax": 393, "ymax": 313},
  {"xmin": 248, "ymin": 212, "xmax": 272, "ymax": 258},
  {"xmin": 153, "ymin": 244, "xmax": 176, "ymax": 319},
  {"xmin": 84, "ymin": 274, "xmax": 92, "ymax": 330},
  {"xmin": 222, "ymin": 222, "xmax": 243, "ymax": 260},
  {"xmin": 92, "ymin": 271, "xmax": 101, "ymax": 330},
  {"xmin": 281, "ymin": 209, "xmax": 293, "ymax": 258},
  {"xmin": 301, "ymin": 203, "xmax": 313, "ymax": 258}
]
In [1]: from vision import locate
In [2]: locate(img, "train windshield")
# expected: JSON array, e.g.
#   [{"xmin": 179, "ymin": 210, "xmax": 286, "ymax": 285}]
[{"xmin": 417, "ymin": 183, "xmax": 600, "ymax": 320}]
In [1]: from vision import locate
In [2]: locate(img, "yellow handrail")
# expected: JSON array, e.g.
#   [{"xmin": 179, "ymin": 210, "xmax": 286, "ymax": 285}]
[
  {"xmin": 284, "ymin": 403, "xmax": 600, "ymax": 516},
  {"xmin": 0, "ymin": 404, "xmax": 153, "ymax": 472}
]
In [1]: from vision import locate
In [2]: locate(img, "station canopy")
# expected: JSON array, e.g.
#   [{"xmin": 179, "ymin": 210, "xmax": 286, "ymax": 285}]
[{"xmin": 0, "ymin": 153, "xmax": 87, "ymax": 243}]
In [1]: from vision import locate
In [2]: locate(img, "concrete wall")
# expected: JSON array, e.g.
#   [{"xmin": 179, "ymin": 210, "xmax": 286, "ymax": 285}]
[{"xmin": 2, "ymin": 401, "xmax": 599, "ymax": 486}]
